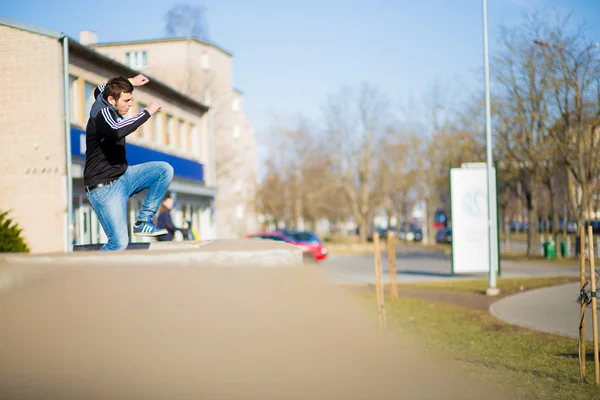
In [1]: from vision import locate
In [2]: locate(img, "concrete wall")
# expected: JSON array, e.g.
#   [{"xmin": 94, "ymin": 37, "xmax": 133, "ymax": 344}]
[
  {"xmin": 215, "ymin": 89, "xmax": 260, "ymax": 237},
  {"xmin": 0, "ymin": 25, "xmax": 67, "ymax": 253}
]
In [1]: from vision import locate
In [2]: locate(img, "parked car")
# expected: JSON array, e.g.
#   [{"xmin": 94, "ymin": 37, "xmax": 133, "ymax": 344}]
[
  {"xmin": 436, "ymin": 227, "xmax": 452, "ymax": 244},
  {"xmin": 246, "ymin": 230, "xmax": 328, "ymax": 262},
  {"xmin": 367, "ymin": 226, "xmax": 390, "ymax": 242},
  {"xmin": 277, "ymin": 229, "xmax": 328, "ymax": 262},
  {"xmin": 396, "ymin": 222, "xmax": 423, "ymax": 242}
]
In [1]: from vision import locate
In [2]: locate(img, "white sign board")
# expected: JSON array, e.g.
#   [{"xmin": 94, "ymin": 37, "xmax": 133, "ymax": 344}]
[{"xmin": 450, "ymin": 166, "xmax": 498, "ymax": 274}]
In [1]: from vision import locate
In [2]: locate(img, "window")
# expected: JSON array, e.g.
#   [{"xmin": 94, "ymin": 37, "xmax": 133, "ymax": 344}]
[
  {"xmin": 236, "ymin": 204, "xmax": 244, "ymax": 220},
  {"xmin": 186, "ymin": 122, "xmax": 192, "ymax": 153},
  {"xmin": 233, "ymin": 125, "xmax": 240, "ymax": 139},
  {"xmin": 125, "ymin": 51, "xmax": 147, "ymax": 69},
  {"xmin": 152, "ymin": 112, "xmax": 162, "ymax": 144},
  {"xmin": 201, "ymin": 52, "xmax": 209, "ymax": 70},
  {"xmin": 84, "ymin": 81, "xmax": 96, "ymax": 118},
  {"xmin": 172, "ymin": 117, "xmax": 179, "ymax": 148},
  {"xmin": 69, "ymin": 75, "xmax": 80, "ymax": 123},
  {"xmin": 179, "ymin": 120, "xmax": 187, "ymax": 151},
  {"xmin": 235, "ymin": 179, "xmax": 242, "ymax": 192},
  {"xmin": 190, "ymin": 123, "xmax": 198, "ymax": 156},
  {"xmin": 165, "ymin": 115, "xmax": 174, "ymax": 146},
  {"xmin": 137, "ymin": 102, "xmax": 148, "ymax": 139},
  {"xmin": 232, "ymin": 98, "xmax": 240, "ymax": 112},
  {"xmin": 261, "ymin": 235, "xmax": 285, "ymax": 242}
]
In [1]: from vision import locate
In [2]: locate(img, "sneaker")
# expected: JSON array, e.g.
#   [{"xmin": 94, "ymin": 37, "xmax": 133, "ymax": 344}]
[{"xmin": 133, "ymin": 221, "xmax": 168, "ymax": 237}]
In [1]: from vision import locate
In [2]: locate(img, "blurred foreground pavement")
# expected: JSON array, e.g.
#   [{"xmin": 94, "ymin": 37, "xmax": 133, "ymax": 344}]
[{"xmin": 0, "ymin": 241, "xmax": 517, "ymax": 400}]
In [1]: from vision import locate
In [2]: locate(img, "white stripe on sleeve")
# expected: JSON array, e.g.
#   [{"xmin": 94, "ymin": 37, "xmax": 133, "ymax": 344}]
[{"xmin": 101, "ymin": 108, "xmax": 146, "ymax": 130}]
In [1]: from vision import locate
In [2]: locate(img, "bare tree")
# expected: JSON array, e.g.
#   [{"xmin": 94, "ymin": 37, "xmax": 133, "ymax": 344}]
[
  {"xmin": 254, "ymin": 160, "xmax": 286, "ymax": 229},
  {"xmin": 254, "ymin": 116, "xmax": 346, "ymax": 233},
  {"xmin": 322, "ymin": 83, "xmax": 389, "ymax": 242},
  {"xmin": 165, "ymin": 3, "xmax": 209, "ymax": 40},
  {"xmin": 537, "ymin": 18, "xmax": 600, "ymax": 232},
  {"xmin": 493, "ymin": 14, "xmax": 557, "ymax": 256},
  {"xmin": 373, "ymin": 128, "xmax": 420, "ymax": 230}
]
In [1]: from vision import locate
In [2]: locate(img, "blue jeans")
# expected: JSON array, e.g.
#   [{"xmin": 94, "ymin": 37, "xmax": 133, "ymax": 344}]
[{"xmin": 86, "ymin": 162, "xmax": 174, "ymax": 251}]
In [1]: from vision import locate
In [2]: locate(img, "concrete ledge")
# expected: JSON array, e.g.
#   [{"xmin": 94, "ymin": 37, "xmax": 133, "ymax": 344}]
[
  {"xmin": 1, "ymin": 239, "xmax": 302, "ymax": 267},
  {"xmin": 0, "ymin": 239, "xmax": 303, "ymax": 295},
  {"xmin": 72, "ymin": 240, "xmax": 217, "ymax": 252}
]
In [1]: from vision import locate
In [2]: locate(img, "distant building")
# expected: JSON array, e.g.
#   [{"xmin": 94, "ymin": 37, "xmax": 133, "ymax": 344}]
[
  {"xmin": 90, "ymin": 36, "xmax": 260, "ymax": 239},
  {"xmin": 0, "ymin": 18, "xmax": 216, "ymax": 253}
]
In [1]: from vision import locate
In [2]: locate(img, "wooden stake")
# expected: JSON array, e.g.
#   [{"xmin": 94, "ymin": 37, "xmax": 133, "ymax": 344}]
[
  {"xmin": 580, "ymin": 226, "xmax": 587, "ymax": 380},
  {"xmin": 587, "ymin": 225, "xmax": 599, "ymax": 385},
  {"xmin": 387, "ymin": 230, "xmax": 399, "ymax": 301},
  {"xmin": 373, "ymin": 232, "xmax": 387, "ymax": 329}
]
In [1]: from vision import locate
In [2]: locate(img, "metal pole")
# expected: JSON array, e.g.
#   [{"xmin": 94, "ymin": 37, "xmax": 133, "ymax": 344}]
[{"xmin": 482, "ymin": 0, "xmax": 499, "ymax": 295}]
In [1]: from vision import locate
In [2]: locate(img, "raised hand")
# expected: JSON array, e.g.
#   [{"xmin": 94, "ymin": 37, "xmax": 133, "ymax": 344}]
[
  {"xmin": 146, "ymin": 99, "xmax": 162, "ymax": 115},
  {"xmin": 131, "ymin": 74, "xmax": 149, "ymax": 86}
]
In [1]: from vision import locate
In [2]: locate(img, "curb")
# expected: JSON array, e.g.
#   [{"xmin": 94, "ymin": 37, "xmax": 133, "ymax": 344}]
[{"xmin": 488, "ymin": 282, "xmax": 580, "ymax": 338}]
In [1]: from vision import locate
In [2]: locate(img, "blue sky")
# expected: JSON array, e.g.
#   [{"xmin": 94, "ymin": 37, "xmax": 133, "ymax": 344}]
[{"xmin": 3, "ymin": 0, "xmax": 600, "ymax": 154}]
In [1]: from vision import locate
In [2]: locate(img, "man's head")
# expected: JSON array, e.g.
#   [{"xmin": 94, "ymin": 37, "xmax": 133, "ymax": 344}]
[
  {"xmin": 162, "ymin": 192, "xmax": 174, "ymax": 210},
  {"xmin": 103, "ymin": 76, "xmax": 134, "ymax": 116}
]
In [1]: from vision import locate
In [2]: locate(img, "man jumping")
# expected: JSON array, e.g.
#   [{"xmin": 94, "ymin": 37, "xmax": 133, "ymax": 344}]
[{"xmin": 83, "ymin": 74, "xmax": 173, "ymax": 251}]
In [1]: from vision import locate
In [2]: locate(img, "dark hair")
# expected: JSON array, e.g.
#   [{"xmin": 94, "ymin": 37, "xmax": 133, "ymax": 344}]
[
  {"xmin": 103, "ymin": 76, "xmax": 134, "ymax": 103},
  {"xmin": 159, "ymin": 191, "xmax": 173, "ymax": 214}
]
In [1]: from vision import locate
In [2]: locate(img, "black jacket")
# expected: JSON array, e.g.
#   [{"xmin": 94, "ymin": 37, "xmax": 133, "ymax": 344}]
[{"xmin": 83, "ymin": 83, "xmax": 150, "ymax": 186}]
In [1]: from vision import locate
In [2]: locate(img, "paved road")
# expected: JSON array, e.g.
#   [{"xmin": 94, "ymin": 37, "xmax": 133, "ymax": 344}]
[
  {"xmin": 320, "ymin": 246, "xmax": 580, "ymax": 285},
  {"xmin": 491, "ymin": 283, "xmax": 599, "ymax": 341}
]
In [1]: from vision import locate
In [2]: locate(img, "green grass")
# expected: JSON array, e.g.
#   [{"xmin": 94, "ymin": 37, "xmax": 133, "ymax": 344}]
[
  {"xmin": 367, "ymin": 278, "xmax": 599, "ymax": 399},
  {"xmin": 401, "ymin": 276, "xmax": 580, "ymax": 296}
]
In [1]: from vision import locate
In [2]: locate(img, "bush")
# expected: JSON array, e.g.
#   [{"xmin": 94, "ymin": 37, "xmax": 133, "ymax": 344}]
[{"xmin": 0, "ymin": 210, "xmax": 30, "ymax": 253}]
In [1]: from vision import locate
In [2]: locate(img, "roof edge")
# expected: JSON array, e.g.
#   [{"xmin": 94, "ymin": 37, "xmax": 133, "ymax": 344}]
[
  {"xmin": 93, "ymin": 36, "xmax": 233, "ymax": 57},
  {"xmin": 0, "ymin": 17, "xmax": 64, "ymax": 39}
]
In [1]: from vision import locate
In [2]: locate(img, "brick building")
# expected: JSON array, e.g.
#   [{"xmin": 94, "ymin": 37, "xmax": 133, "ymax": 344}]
[{"xmin": 0, "ymin": 18, "xmax": 216, "ymax": 253}]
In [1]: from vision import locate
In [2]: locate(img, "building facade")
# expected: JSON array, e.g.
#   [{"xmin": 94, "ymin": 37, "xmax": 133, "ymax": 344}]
[
  {"xmin": 0, "ymin": 18, "xmax": 216, "ymax": 253},
  {"xmin": 90, "ymin": 36, "xmax": 260, "ymax": 238}
]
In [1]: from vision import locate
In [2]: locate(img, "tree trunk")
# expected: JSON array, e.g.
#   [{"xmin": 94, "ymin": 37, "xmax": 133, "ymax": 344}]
[
  {"xmin": 386, "ymin": 195, "xmax": 393, "ymax": 231},
  {"xmin": 503, "ymin": 214, "xmax": 511, "ymax": 253},
  {"xmin": 425, "ymin": 199, "xmax": 436, "ymax": 245},
  {"xmin": 549, "ymin": 179, "xmax": 560, "ymax": 257},
  {"xmin": 294, "ymin": 195, "xmax": 304, "ymax": 231},
  {"xmin": 525, "ymin": 176, "xmax": 539, "ymax": 257},
  {"xmin": 580, "ymin": 183, "xmax": 590, "ymax": 239},
  {"xmin": 358, "ymin": 218, "xmax": 368, "ymax": 243}
]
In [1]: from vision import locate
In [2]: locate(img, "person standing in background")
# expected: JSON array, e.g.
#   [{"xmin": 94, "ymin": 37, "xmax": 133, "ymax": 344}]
[{"xmin": 156, "ymin": 192, "xmax": 181, "ymax": 241}]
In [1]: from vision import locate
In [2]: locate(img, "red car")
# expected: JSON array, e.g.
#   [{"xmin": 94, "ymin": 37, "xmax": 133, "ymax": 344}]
[{"xmin": 245, "ymin": 230, "xmax": 327, "ymax": 262}]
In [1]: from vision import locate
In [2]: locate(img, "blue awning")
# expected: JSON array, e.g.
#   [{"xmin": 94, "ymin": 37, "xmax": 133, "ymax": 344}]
[{"xmin": 71, "ymin": 126, "xmax": 204, "ymax": 183}]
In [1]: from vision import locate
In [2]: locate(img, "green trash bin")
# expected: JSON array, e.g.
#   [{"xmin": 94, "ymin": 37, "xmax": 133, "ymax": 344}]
[
  {"xmin": 543, "ymin": 241, "xmax": 556, "ymax": 259},
  {"xmin": 560, "ymin": 241, "xmax": 567, "ymax": 258}
]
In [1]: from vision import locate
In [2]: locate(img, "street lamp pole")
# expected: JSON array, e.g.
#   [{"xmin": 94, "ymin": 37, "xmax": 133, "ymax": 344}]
[{"xmin": 482, "ymin": 0, "xmax": 500, "ymax": 296}]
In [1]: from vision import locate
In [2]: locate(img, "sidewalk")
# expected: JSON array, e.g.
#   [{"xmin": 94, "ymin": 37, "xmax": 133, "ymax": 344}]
[{"xmin": 490, "ymin": 282, "xmax": 600, "ymax": 341}]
